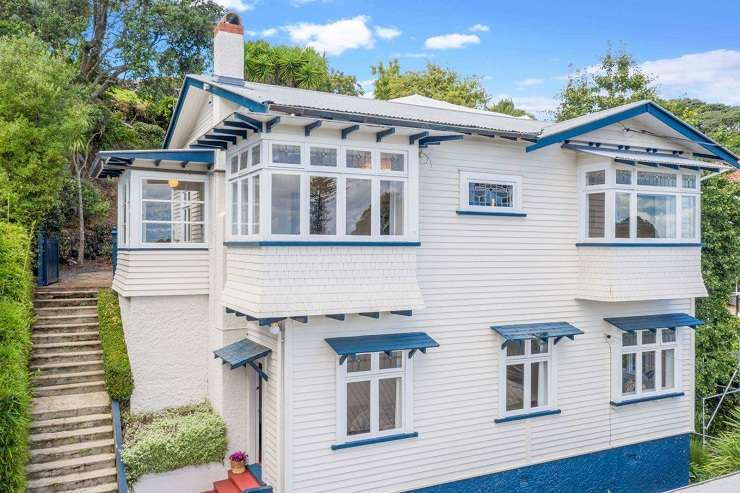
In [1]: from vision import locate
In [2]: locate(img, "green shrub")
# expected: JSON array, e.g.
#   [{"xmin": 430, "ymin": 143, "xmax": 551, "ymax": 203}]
[
  {"xmin": 97, "ymin": 288, "xmax": 134, "ymax": 402},
  {"xmin": 121, "ymin": 401, "xmax": 227, "ymax": 484},
  {"xmin": 0, "ymin": 222, "xmax": 33, "ymax": 493},
  {"xmin": 700, "ymin": 408, "xmax": 740, "ymax": 479}
]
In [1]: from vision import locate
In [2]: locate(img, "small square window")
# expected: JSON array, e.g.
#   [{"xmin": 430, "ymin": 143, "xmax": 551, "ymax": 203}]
[
  {"xmin": 239, "ymin": 150, "xmax": 249, "ymax": 171},
  {"xmin": 347, "ymin": 354, "xmax": 371, "ymax": 373},
  {"xmin": 380, "ymin": 152, "xmax": 405, "ymax": 172},
  {"xmin": 251, "ymin": 143, "xmax": 261, "ymax": 166},
  {"xmin": 642, "ymin": 331, "xmax": 656, "ymax": 345},
  {"xmin": 310, "ymin": 146, "xmax": 337, "ymax": 167},
  {"xmin": 460, "ymin": 172, "xmax": 522, "ymax": 213},
  {"xmin": 586, "ymin": 170, "xmax": 606, "ymax": 186},
  {"xmin": 616, "ymin": 169, "xmax": 632, "ymax": 185},
  {"xmin": 469, "ymin": 182, "xmax": 513, "ymax": 208},
  {"xmin": 682, "ymin": 174, "xmax": 697, "ymax": 189},
  {"xmin": 637, "ymin": 171, "xmax": 676, "ymax": 187},
  {"xmin": 346, "ymin": 149, "xmax": 372, "ymax": 169},
  {"xmin": 272, "ymin": 143, "xmax": 301, "ymax": 165},
  {"xmin": 230, "ymin": 155, "xmax": 239, "ymax": 175}
]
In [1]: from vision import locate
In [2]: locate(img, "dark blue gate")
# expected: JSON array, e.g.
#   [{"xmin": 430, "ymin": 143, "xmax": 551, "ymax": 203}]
[{"xmin": 37, "ymin": 232, "xmax": 60, "ymax": 287}]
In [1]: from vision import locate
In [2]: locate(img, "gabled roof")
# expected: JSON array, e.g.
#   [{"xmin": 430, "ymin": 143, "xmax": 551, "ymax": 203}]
[{"xmin": 389, "ymin": 94, "xmax": 531, "ymax": 119}]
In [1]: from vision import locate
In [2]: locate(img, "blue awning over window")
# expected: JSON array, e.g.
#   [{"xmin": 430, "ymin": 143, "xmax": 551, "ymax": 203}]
[
  {"xmin": 214, "ymin": 338, "xmax": 271, "ymax": 380},
  {"xmin": 491, "ymin": 321, "xmax": 584, "ymax": 349},
  {"xmin": 604, "ymin": 313, "xmax": 704, "ymax": 332},
  {"xmin": 325, "ymin": 332, "xmax": 439, "ymax": 364}
]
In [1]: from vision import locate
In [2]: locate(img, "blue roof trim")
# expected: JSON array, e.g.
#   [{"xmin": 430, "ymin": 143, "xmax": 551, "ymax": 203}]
[
  {"xmin": 163, "ymin": 76, "xmax": 267, "ymax": 149},
  {"xmin": 611, "ymin": 392, "xmax": 685, "ymax": 407},
  {"xmin": 494, "ymin": 409, "xmax": 561, "ymax": 424},
  {"xmin": 604, "ymin": 313, "xmax": 704, "ymax": 332},
  {"xmin": 331, "ymin": 432, "xmax": 418, "ymax": 450},
  {"xmin": 491, "ymin": 322, "xmax": 583, "ymax": 349},
  {"xmin": 526, "ymin": 102, "xmax": 738, "ymax": 167},
  {"xmin": 97, "ymin": 149, "xmax": 214, "ymax": 163},
  {"xmin": 325, "ymin": 332, "xmax": 439, "ymax": 358},
  {"xmin": 213, "ymin": 338, "xmax": 272, "ymax": 370}
]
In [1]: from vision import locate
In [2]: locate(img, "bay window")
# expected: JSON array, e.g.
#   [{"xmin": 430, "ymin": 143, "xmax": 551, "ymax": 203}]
[
  {"xmin": 271, "ymin": 173, "xmax": 301, "ymax": 235},
  {"xmin": 581, "ymin": 164, "xmax": 700, "ymax": 243},
  {"xmin": 141, "ymin": 179, "xmax": 205, "ymax": 244},
  {"xmin": 617, "ymin": 329, "xmax": 678, "ymax": 400}
]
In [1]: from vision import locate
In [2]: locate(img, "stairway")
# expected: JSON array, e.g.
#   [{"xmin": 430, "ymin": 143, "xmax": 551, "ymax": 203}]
[
  {"xmin": 27, "ymin": 287, "xmax": 119, "ymax": 493},
  {"xmin": 201, "ymin": 470, "xmax": 264, "ymax": 493}
]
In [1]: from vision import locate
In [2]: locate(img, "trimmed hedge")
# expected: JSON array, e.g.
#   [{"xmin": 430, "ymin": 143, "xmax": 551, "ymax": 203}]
[
  {"xmin": 121, "ymin": 401, "xmax": 227, "ymax": 484},
  {"xmin": 97, "ymin": 288, "xmax": 134, "ymax": 402},
  {"xmin": 0, "ymin": 222, "xmax": 33, "ymax": 493}
]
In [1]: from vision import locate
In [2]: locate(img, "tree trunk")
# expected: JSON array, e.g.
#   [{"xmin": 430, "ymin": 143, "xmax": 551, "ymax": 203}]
[{"xmin": 75, "ymin": 161, "xmax": 85, "ymax": 266}]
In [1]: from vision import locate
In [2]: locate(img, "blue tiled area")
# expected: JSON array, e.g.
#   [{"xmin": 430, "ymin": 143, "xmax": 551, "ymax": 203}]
[{"xmin": 408, "ymin": 434, "xmax": 689, "ymax": 493}]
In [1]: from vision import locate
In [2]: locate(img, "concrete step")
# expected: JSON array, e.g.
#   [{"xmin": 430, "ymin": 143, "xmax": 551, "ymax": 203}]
[
  {"xmin": 32, "ymin": 391, "xmax": 111, "ymax": 421},
  {"xmin": 26, "ymin": 452, "xmax": 116, "ymax": 480},
  {"xmin": 33, "ymin": 321, "xmax": 100, "ymax": 331},
  {"xmin": 29, "ymin": 438, "xmax": 115, "ymax": 464},
  {"xmin": 35, "ymin": 290, "xmax": 99, "ymax": 300},
  {"xmin": 31, "ymin": 412, "xmax": 112, "ymax": 434},
  {"xmin": 35, "ymin": 305, "xmax": 98, "ymax": 315},
  {"xmin": 35, "ymin": 314, "xmax": 99, "ymax": 325},
  {"xmin": 33, "ymin": 331, "xmax": 100, "ymax": 344},
  {"xmin": 30, "ymin": 349, "xmax": 103, "ymax": 365},
  {"xmin": 29, "ymin": 425, "xmax": 113, "ymax": 450},
  {"xmin": 30, "ymin": 360, "xmax": 104, "ymax": 376},
  {"xmin": 26, "ymin": 466, "xmax": 117, "ymax": 492},
  {"xmin": 33, "ymin": 380, "xmax": 106, "ymax": 397},
  {"xmin": 69, "ymin": 483, "xmax": 120, "ymax": 493},
  {"xmin": 35, "ymin": 297, "xmax": 98, "ymax": 308},
  {"xmin": 34, "ymin": 369, "xmax": 105, "ymax": 387},
  {"xmin": 33, "ymin": 340, "xmax": 102, "ymax": 353}
]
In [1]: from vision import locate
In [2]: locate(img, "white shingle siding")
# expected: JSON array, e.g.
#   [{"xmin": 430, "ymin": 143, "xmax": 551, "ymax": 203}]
[
  {"xmin": 222, "ymin": 246, "xmax": 425, "ymax": 318},
  {"xmin": 281, "ymin": 137, "xmax": 696, "ymax": 493},
  {"xmin": 113, "ymin": 249, "xmax": 210, "ymax": 297},
  {"xmin": 577, "ymin": 247, "xmax": 707, "ymax": 301}
]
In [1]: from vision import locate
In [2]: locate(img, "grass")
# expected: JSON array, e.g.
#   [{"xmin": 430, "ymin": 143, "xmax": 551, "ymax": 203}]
[
  {"xmin": 121, "ymin": 401, "xmax": 227, "ymax": 484},
  {"xmin": 97, "ymin": 288, "xmax": 134, "ymax": 402},
  {"xmin": 0, "ymin": 222, "xmax": 33, "ymax": 493}
]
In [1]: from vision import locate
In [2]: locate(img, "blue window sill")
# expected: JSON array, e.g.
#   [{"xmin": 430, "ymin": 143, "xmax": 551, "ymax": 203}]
[
  {"xmin": 575, "ymin": 243, "xmax": 702, "ymax": 248},
  {"xmin": 495, "ymin": 409, "xmax": 561, "ymax": 423},
  {"xmin": 611, "ymin": 392, "xmax": 685, "ymax": 407},
  {"xmin": 457, "ymin": 210, "xmax": 527, "ymax": 217},
  {"xmin": 224, "ymin": 241, "xmax": 421, "ymax": 247},
  {"xmin": 331, "ymin": 432, "xmax": 418, "ymax": 450}
]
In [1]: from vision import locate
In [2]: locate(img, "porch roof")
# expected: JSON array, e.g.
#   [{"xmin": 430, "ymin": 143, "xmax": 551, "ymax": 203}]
[
  {"xmin": 562, "ymin": 144, "xmax": 726, "ymax": 171},
  {"xmin": 604, "ymin": 313, "xmax": 704, "ymax": 332},
  {"xmin": 93, "ymin": 149, "xmax": 215, "ymax": 178},
  {"xmin": 213, "ymin": 338, "xmax": 272, "ymax": 370}
]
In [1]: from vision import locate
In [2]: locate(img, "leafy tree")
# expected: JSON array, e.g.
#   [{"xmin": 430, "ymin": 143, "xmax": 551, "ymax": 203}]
[
  {"xmin": 0, "ymin": 35, "xmax": 91, "ymax": 227},
  {"xmin": 555, "ymin": 44, "xmax": 657, "ymax": 121},
  {"xmin": 372, "ymin": 59, "xmax": 488, "ymax": 108},
  {"xmin": 487, "ymin": 98, "xmax": 532, "ymax": 118},
  {"xmin": 245, "ymin": 40, "xmax": 362, "ymax": 95}
]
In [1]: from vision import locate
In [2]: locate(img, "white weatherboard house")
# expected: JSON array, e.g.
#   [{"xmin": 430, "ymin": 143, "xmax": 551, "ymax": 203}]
[{"xmin": 94, "ymin": 13, "xmax": 740, "ymax": 493}]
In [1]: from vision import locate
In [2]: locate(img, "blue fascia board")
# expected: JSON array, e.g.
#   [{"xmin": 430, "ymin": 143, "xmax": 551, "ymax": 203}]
[
  {"xmin": 457, "ymin": 210, "xmax": 527, "ymax": 217},
  {"xmin": 494, "ymin": 409, "xmax": 562, "ymax": 423},
  {"xmin": 575, "ymin": 242, "xmax": 702, "ymax": 248},
  {"xmin": 331, "ymin": 432, "xmax": 418, "ymax": 450},
  {"xmin": 97, "ymin": 149, "xmax": 214, "ymax": 164},
  {"xmin": 610, "ymin": 392, "xmax": 685, "ymax": 407},
  {"xmin": 223, "ymin": 241, "xmax": 421, "ymax": 247},
  {"xmin": 527, "ymin": 101, "xmax": 738, "ymax": 167}
]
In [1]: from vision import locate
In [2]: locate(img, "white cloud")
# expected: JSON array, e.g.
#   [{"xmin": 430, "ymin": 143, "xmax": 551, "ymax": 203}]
[
  {"xmin": 245, "ymin": 30, "xmax": 257, "ymax": 36},
  {"xmin": 515, "ymin": 78, "xmax": 544, "ymax": 88},
  {"xmin": 640, "ymin": 49, "xmax": 740, "ymax": 105},
  {"xmin": 285, "ymin": 16, "xmax": 374, "ymax": 56},
  {"xmin": 469, "ymin": 24, "xmax": 490, "ymax": 33},
  {"xmin": 260, "ymin": 28, "xmax": 278, "ymax": 37},
  {"xmin": 424, "ymin": 33, "xmax": 480, "ymax": 50},
  {"xmin": 375, "ymin": 26, "xmax": 402, "ymax": 40},
  {"xmin": 214, "ymin": 0, "xmax": 257, "ymax": 11},
  {"xmin": 359, "ymin": 79, "xmax": 376, "ymax": 98}
]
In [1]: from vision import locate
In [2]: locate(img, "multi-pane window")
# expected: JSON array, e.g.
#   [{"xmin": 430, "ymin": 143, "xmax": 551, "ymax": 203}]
[
  {"xmin": 582, "ymin": 166, "xmax": 700, "ymax": 242},
  {"xmin": 620, "ymin": 329, "xmax": 677, "ymax": 398},
  {"xmin": 309, "ymin": 176, "xmax": 337, "ymax": 235},
  {"xmin": 342, "ymin": 352, "xmax": 405, "ymax": 440},
  {"xmin": 271, "ymin": 174, "xmax": 301, "ymax": 235},
  {"xmin": 310, "ymin": 146, "xmax": 337, "ymax": 167},
  {"xmin": 272, "ymin": 143, "xmax": 302, "ymax": 165},
  {"xmin": 459, "ymin": 172, "xmax": 523, "ymax": 213},
  {"xmin": 502, "ymin": 339, "xmax": 551, "ymax": 415},
  {"xmin": 141, "ymin": 179, "xmax": 205, "ymax": 244},
  {"xmin": 346, "ymin": 178, "xmax": 372, "ymax": 235}
]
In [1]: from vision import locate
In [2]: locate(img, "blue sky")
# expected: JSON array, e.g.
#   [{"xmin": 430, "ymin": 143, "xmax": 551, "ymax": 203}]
[{"xmin": 219, "ymin": 0, "xmax": 740, "ymax": 118}]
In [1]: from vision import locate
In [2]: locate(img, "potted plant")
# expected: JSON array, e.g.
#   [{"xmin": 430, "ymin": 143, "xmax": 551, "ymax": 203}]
[{"xmin": 228, "ymin": 451, "xmax": 248, "ymax": 474}]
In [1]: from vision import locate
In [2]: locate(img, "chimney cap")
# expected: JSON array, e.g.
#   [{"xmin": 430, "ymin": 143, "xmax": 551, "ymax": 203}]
[{"xmin": 223, "ymin": 12, "xmax": 241, "ymax": 26}]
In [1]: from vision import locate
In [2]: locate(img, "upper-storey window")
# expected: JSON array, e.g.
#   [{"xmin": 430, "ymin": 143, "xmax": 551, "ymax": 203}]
[
  {"xmin": 459, "ymin": 171, "xmax": 523, "ymax": 214},
  {"xmin": 616, "ymin": 329, "xmax": 678, "ymax": 401},
  {"xmin": 581, "ymin": 164, "xmax": 700, "ymax": 243},
  {"xmin": 141, "ymin": 178, "xmax": 206, "ymax": 244},
  {"xmin": 227, "ymin": 137, "xmax": 414, "ymax": 242}
]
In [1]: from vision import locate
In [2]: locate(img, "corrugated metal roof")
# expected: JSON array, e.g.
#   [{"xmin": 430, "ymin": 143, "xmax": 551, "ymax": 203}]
[
  {"xmin": 324, "ymin": 332, "xmax": 439, "ymax": 356},
  {"xmin": 563, "ymin": 145, "xmax": 725, "ymax": 170},
  {"xmin": 540, "ymin": 100, "xmax": 649, "ymax": 137},
  {"xmin": 213, "ymin": 338, "xmax": 272, "ymax": 369},
  {"xmin": 604, "ymin": 313, "xmax": 704, "ymax": 332},
  {"xmin": 491, "ymin": 322, "xmax": 584, "ymax": 341},
  {"xmin": 192, "ymin": 74, "xmax": 546, "ymax": 135}
]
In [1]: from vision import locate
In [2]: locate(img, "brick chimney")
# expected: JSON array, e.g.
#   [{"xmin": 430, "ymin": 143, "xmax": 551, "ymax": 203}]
[{"xmin": 213, "ymin": 12, "xmax": 244, "ymax": 83}]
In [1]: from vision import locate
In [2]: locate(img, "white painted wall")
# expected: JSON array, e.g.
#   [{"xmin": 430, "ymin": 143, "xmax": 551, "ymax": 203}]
[
  {"xmin": 119, "ymin": 294, "xmax": 210, "ymax": 413},
  {"xmin": 131, "ymin": 462, "xmax": 227, "ymax": 493}
]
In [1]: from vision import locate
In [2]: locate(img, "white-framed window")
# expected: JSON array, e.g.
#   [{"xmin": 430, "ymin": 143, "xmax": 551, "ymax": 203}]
[
  {"xmin": 140, "ymin": 177, "xmax": 206, "ymax": 245},
  {"xmin": 615, "ymin": 329, "xmax": 679, "ymax": 400},
  {"xmin": 336, "ymin": 351, "xmax": 413, "ymax": 444},
  {"xmin": 500, "ymin": 339, "xmax": 556, "ymax": 417},
  {"xmin": 580, "ymin": 164, "xmax": 701, "ymax": 243},
  {"xmin": 117, "ymin": 173, "xmax": 131, "ymax": 246},
  {"xmin": 459, "ymin": 171, "xmax": 524, "ymax": 213}
]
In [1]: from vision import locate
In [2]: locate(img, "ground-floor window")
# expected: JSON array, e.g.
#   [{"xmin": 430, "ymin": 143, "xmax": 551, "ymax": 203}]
[
  {"xmin": 501, "ymin": 339, "xmax": 554, "ymax": 416},
  {"xmin": 619, "ymin": 329, "xmax": 678, "ymax": 399}
]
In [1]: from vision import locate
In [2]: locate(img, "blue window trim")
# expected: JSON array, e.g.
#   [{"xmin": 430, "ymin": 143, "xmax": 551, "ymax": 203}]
[
  {"xmin": 495, "ymin": 409, "xmax": 561, "ymax": 423},
  {"xmin": 224, "ymin": 241, "xmax": 421, "ymax": 247},
  {"xmin": 456, "ymin": 210, "xmax": 527, "ymax": 217},
  {"xmin": 331, "ymin": 432, "xmax": 418, "ymax": 450},
  {"xmin": 575, "ymin": 243, "xmax": 702, "ymax": 248},
  {"xmin": 117, "ymin": 247, "xmax": 209, "ymax": 251},
  {"xmin": 611, "ymin": 392, "xmax": 685, "ymax": 407}
]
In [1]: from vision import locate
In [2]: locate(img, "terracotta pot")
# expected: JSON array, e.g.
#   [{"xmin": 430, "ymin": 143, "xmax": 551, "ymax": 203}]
[{"xmin": 230, "ymin": 460, "xmax": 246, "ymax": 474}]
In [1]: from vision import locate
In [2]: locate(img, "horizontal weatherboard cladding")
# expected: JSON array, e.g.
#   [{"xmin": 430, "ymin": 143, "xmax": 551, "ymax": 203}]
[{"xmin": 408, "ymin": 434, "xmax": 689, "ymax": 493}]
